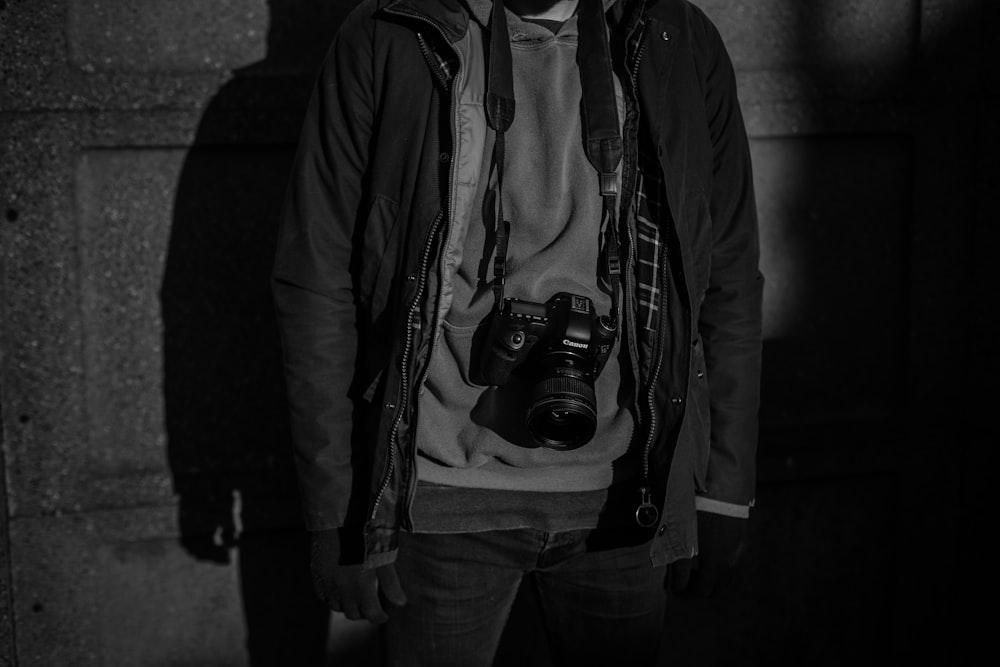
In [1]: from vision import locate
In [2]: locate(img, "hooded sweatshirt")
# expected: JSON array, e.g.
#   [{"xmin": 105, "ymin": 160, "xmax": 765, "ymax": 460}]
[{"xmin": 412, "ymin": 0, "xmax": 637, "ymax": 532}]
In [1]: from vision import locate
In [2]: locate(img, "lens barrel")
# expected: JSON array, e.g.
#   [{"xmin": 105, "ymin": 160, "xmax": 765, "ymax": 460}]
[{"xmin": 526, "ymin": 366, "xmax": 597, "ymax": 450}]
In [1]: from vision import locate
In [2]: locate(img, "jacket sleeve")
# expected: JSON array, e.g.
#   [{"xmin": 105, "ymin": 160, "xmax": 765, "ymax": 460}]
[
  {"xmin": 693, "ymin": 11, "xmax": 764, "ymax": 516},
  {"xmin": 272, "ymin": 7, "xmax": 375, "ymax": 532}
]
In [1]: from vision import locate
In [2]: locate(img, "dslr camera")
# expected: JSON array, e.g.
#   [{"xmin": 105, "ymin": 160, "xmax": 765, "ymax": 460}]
[{"xmin": 478, "ymin": 292, "xmax": 617, "ymax": 450}]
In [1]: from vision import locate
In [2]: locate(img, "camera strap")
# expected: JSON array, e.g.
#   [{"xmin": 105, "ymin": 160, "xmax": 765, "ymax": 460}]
[{"xmin": 486, "ymin": 0, "xmax": 623, "ymax": 328}]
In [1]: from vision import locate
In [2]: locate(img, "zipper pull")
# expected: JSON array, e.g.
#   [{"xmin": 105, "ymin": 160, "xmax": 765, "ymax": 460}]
[{"xmin": 635, "ymin": 485, "xmax": 659, "ymax": 528}]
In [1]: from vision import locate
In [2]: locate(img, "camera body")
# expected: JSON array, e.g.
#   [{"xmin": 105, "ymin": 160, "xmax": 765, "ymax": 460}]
[{"xmin": 479, "ymin": 292, "xmax": 617, "ymax": 450}]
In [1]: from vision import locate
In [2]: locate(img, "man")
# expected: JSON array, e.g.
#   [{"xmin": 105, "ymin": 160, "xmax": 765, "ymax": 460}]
[{"xmin": 273, "ymin": 0, "xmax": 762, "ymax": 663}]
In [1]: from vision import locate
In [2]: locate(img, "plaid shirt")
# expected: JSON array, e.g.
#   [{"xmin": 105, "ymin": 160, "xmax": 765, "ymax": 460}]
[{"xmin": 634, "ymin": 152, "xmax": 667, "ymax": 337}]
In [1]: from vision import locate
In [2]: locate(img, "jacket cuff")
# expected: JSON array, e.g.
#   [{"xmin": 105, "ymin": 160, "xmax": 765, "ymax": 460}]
[
  {"xmin": 695, "ymin": 495, "xmax": 752, "ymax": 518},
  {"xmin": 362, "ymin": 548, "xmax": 398, "ymax": 572}
]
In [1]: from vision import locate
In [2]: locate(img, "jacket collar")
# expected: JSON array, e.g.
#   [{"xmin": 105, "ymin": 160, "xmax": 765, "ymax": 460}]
[
  {"xmin": 642, "ymin": 0, "xmax": 684, "ymax": 29},
  {"xmin": 383, "ymin": 0, "xmax": 474, "ymax": 43},
  {"xmin": 384, "ymin": 0, "xmax": 654, "ymax": 43}
]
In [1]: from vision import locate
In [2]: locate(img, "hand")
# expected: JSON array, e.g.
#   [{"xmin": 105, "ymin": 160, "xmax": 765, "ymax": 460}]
[
  {"xmin": 178, "ymin": 490, "xmax": 237, "ymax": 564},
  {"xmin": 671, "ymin": 511, "xmax": 747, "ymax": 598},
  {"xmin": 310, "ymin": 529, "xmax": 408, "ymax": 623}
]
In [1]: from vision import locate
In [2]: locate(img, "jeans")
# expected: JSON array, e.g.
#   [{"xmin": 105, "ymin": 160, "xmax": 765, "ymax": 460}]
[{"xmin": 381, "ymin": 528, "xmax": 667, "ymax": 667}]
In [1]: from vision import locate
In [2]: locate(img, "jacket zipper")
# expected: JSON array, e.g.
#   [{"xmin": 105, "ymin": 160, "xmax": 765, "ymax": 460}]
[
  {"xmin": 621, "ymin": 36, "xmax": 644, "ymax": 445},
  {"xmin": 641, "ymin": 240, "xmax": 667, "ymax": 472},
  {"xmin": 417, "ymin": 32, "xmax": 450, "ymax": 90},
  {"xmin": 623, "ymin": 19, "xmax": 649, "ymax": 382},
  {"xmin": 370, "ymin": 210, "xmax": 445, "ymax": 521},
  {"xmin": 623, "ymin": 18, "xmax": 663, "ymax": 527},
  {"xmin": 370, "ymin": 6, "xmax": 459, "ymax": 527},
  {"xmin": 397, "ymin": 12, "xmax": 462, "ymax": 529}
]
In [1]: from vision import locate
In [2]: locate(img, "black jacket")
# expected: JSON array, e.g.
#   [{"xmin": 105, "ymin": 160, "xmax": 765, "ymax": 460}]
[{"xmin": 273, "ymin": 0, "xmax": 763, "ymax": 569}]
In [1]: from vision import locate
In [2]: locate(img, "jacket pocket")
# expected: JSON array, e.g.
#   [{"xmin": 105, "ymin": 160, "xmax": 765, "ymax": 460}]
[
  {"xmin": 358, "ymin": 194, "xmax": 401, "ymax": 320},
  {"xmin": 362, "ymin": 367, "xmax": 385, "ymax": 403},
  {"xmin": 689, "ymin": 336, "xmax": 711, "ymax": 493},
  {"xmin": 687, "ymin": 198, "xmax": 713, "ymax": 300}
]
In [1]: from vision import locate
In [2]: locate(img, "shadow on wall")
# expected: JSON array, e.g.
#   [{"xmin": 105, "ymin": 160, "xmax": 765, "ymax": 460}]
[{"xmin": 160, "ymin": 1, "xmax": 370, "ymax": 665}]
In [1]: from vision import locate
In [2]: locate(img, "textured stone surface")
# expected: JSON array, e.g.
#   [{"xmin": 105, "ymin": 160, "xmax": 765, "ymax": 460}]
[
  {"xmin": 694, "ymin": 3, "xmax": 917, "ymax": 145},
  {"xmin": 697, "ymin": 0, "xmax": 918, "ymax": 72},
  {"xmin": 67, "ymin": 0, "xmax": 268, "ymax": 73},
  {"xmin": 0, "ymin": 114, "xmax": 90, "ymax": 517},
  {"xmin": 0, "ymin": 0, "xmax": 347, "ymax": 112},
  {"xmin": 689, "ymin": 0, "xmax": 923, "ymax": 135},
  {"xmin": 0, "ymin": 115, "xmax": 190, "ymax": 518},
  {"xmin": 9, "ymin": 508, "xmax": 245, "ymax": 666},
  {"xmin": 72, "ymin": 142, "xmax": 304, "ymax": 520},
  {"xmin": 7, "ymin": 508, "xmax": 361, "ymax": 666},
  {"xmin": 1, "ymin": 108, "xmax": 305, "ymax": 518},
  {"xmin": 77, "ymin": 149, "xmax": 180, "ymax": 475},
  {"xmin": 752, "ymin": 136, "xmax": 910, "ymax": 427}
]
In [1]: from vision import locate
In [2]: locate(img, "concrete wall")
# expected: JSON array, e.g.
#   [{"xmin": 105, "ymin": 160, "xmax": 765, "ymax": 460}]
[{"xmin": 1, "ymin": 0, "xmax": 995, "ymax": 665}]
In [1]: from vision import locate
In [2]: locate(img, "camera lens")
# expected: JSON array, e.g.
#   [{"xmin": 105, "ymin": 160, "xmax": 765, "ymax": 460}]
[{"xmin": 525, "ymin": 360, "xmax": 597, "ymax": 450}]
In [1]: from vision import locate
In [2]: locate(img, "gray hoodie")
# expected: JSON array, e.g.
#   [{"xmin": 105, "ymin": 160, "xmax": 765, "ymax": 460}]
[{"xmin": 413, "ymin": 0, "xmax": 635, "ymax": 531}]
